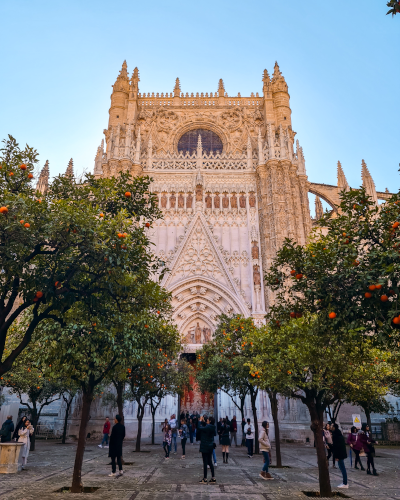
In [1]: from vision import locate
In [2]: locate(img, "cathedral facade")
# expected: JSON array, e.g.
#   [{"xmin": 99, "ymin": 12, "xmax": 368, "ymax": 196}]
[{"xmin": 33, "ymin": 61, "xmax": 391, "ymax": 440}]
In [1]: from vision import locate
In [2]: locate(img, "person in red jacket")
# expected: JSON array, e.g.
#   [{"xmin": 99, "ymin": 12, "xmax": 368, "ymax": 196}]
[
  {"xmin": 98, "ymin": 417, "xmax": 111, "ymax": 448},
  {"xmin": 358, "ymin": 423, "xmax": 379, "ymax": 476},
  {"xmin": 347, "ymin": 426, "xmax": 364, "ymax": 470}
]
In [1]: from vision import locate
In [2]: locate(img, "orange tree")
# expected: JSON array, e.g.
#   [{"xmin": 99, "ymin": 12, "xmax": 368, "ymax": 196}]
[
  {"xmin": 38, "ymin": 280, "xmax": 173, "ymax": 493},
  {"xmin": 196, "ymin": 315, "xmax": 263, "ymax": 454},
  {"xmin": 0, "ymin": 135, "xmax": 162, "ymax": 376},
  {"xmin": 126, "ymin": 322, "xmax": 187, "ymax": 451},
  {"xmin": 248, "ymin": 315, "xmax": 395, "ymax": 498},
  {"xmin": 387, "ymin": 0, "xmax": 400, "ymax": 16},
  {"xmin": 264, "ymin": 187, "xmax": 400, "ymax": 350}
]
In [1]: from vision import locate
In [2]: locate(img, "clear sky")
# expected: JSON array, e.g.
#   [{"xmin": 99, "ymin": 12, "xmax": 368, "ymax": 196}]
[{"xmin": 0, "ymin": 1, "xmax": 398, "ymax": 215}]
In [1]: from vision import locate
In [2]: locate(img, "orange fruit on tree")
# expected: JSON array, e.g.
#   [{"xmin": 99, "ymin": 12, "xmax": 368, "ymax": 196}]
[
  {"xmin": 329, "ymin": 312, "xmax": 336, "ymax": 319},
  {"xmin": 393, "ymin": 317, "xmax": 400, "ymax": 325},
  {"xmin": 9, "ymin": 172, "xmax": 14, "ymax": 176},
  {"xmin": 0, "ymin": 206, "xmax": 8, "ymax": 214},
  {"xmin": 392, "ymin": 221, "xmax": 399, "ymax": 229},
  {"xmin": 145, "ymin": 222, "xmax": 150, "ymax": 228},
  {"xmin": 24, "ymin": 223, "xmax": 30, "ymax": 228},
  {"xmin": 125, "ymin": 192, "xmax": 131, "ymax": 198},
  {"xmin": 368, "ymin": 285, "xmax": 376, "ymax": 291},
  {"xmin": 296, "ymin": 273, "xmax": 303, "ymax": 279},
  {"xmin": 20, "ymin": 220, "xmax": 24, "ymax": 224},
  {"xmin": 35, "ymin": 291, "xmax": 43, "ymax": 298},
  {"xmin": 290, "ymin": 270, "xmax": 296, "ymax": 275},
  {"xmin": 375, "ymin": 284, "xmax": 382, "ymax": 290},
  {"xmin": 28, "ymin": 173, "xmax": 33, "ymax": 179},
  {"xmin": 99, "ymin": 213, "xmax": 104, "ymax": 217},
  {"xmin": 20, "ymin": 164, "xmax": 27, "ymax": 170},
  {"xmin": 381, "ymin": 295, "xmax": 388, "ymax": 302},
  {"xmin": 290, "ymin": 312, "xmax": 296, "ymax": 318},
  {"xmin": 365, "ymin": 292, "xmax": 372, "ymax": 298},
  {"xmin": 144, "ymin": 324, "xmax": 149, "ymax": 328}
]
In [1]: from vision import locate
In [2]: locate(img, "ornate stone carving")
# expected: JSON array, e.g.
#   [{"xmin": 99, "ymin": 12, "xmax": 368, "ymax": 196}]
[
  {"xmin": 239, "ymin": 194, "xmax": 246, "ymax": 208},
  {"xmin": 186, "ymin": 193, "xmax": 193, "ymax": 208},
  {"xmin": 251, "ymin": 241, "xmax": 259, "ymax": 260},
  {"xmin": 253, "ymin": 265, "xmax": 261, "ymax": 286},
  {"xmin": 161, "ymin": 193, "xmax": 167, "ymax": 208},
  {"xmin": 214, "ymin": 194, "xmax": 220, "ymax": 208},
  {"xmin": 205, "ymin": 193, "xmax": 212, "ymax": 208}
]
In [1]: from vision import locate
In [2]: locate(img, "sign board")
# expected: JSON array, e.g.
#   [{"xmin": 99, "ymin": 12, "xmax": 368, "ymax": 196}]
[{"xmin": 352, "ymin": 414, "xmax": 362, "ymax": 429}]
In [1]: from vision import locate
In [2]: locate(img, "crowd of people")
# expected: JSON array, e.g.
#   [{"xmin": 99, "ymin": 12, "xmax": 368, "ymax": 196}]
[
  {"xmin": 323, "ymin": 422, "xmax": 379, "ymax": 490},
  {"xmin": 160, "ymin": 412, "xmax": 273, "ymax": 483}
]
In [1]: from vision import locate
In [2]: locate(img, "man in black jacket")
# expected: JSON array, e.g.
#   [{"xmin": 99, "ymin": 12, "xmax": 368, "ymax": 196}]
[
  {"xmin": 197, "ymin": 415, "xmax": 216, "ymax": 484},
  {"xmin": 108, "ymin": 415, "xmax": 125, "ymax": 477},
  {"xmin": 0, "ymin": 416, "xmax": 14, "ymax": 443}
]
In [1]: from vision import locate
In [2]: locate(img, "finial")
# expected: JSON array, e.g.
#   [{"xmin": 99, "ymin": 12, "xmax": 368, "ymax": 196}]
[
  {"xmin": 361, "ymin": 159, "xmax": 378, "ymax": 205},
  {"xmin": 337, "ymin": 161, "xmax": 349, "ymax": 192},
  {"xmin": 262, "ymin": 69, "xmax": 270, "ymax": 84},
  {"xmin": 174, "ymin": 78, "xmax": 181, "ymax": 97},
  {"xmin": 218, "ymin": 78, "xmax": 225, "ymax": 97},
  {"xmin": 131, "ymin": 66, "xmax": 139, "ymax": 82},
  {"xmin": 273, "ymin": 61, "xmax": 281, "ymax": 79},
  {"xmin": 65, "ymin": 158, "xmax": 74, "ymax": 177},
  {"xmin": 36, "ymin": 160, "xmax": 50, "ymax": 194}
]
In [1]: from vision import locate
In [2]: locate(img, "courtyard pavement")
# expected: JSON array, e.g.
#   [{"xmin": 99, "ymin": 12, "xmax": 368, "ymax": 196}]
[{"xmin": 0, "ymin": 436, "xmax": 398, "ymax": 500}]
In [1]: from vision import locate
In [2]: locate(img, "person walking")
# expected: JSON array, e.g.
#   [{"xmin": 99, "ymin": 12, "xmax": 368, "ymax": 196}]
[
  {"xmin": 323, "ymin": 423, "xmax": 335, "ymax": 468},
  {"xmin": 244, "ymin": 418, "xmax": 255, "ymax": 458},
  {"xmin": 347, "ymin": 426, "xmax": 364, "ymax": 470},
  {"xmin": 163, "ymin": 424, "xmax": 172, "ymax": 459},
  {"xmin": 220, "ymin": 418, "xmax": 231, "ymax": 463},
  {"xmin": 358, "ymin": 423, "xmax": 379, "ymax": 476},
  {"xmin": 98, "ymin": 417, "xmax": 111, "ymax": 449},
  {"xmin": 0, "ymin": 416, "xmax": 14, "ymax": 443},
  {"xmin": 230, "ymin": 415, "xmax": 238, "ymax": 447},
  {"xmin": 197, "ymin": 415, "xmax": 216, "ymax": 484},
  {"xmin": 331, "ymin": 424, "xmax": 348, "ymax": 489},
  {"xmin": 161, "ymin": 418, "xmax": 168, "ymax": 433},
  {"xmin": 168, "ymin": 414, "xmax": 178, "ymax": 454},
  {"xmin": 259, "ymin": 420, "xmax": 273, "ymax": 480},
  {"xmin": 18, "ymin": 419, "xmax": 34, "ymax": 468},
  {"xmin": 179, "ymin": 417, "xmax": 188, "ymax": 459},
  {"xmin": 12, "ymin": 416, "xmax": 27, "ymax": 442},
  {"xmin": 108, "ymin": 415, "xmax": 125, "ymax": 477}
]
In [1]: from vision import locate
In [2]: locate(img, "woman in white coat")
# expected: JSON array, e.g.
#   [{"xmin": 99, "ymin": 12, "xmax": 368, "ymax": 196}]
[{"xmin": 18, "ymin": 419, "xmax": 34, "ymax": 468}]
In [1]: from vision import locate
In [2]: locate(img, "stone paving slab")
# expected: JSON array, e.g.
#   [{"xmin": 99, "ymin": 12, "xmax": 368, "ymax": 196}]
[{"xmin": 0, "ymin": 438, "xmax": 398, "ymax": 500}]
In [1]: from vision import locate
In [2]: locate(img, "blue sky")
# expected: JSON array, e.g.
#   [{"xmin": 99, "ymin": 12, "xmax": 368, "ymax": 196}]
[{"xmin": 0, "ymin": 1, "xmax": 398, "ymax": 215}]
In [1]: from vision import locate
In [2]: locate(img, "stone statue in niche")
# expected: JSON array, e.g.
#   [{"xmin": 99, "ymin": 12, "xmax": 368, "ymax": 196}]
[
  {"xmin": 253, "ymin": 265, "xmax": 261, "ymax": 286},
  {"xmin": 251, "ymin": 241, "xmax": 259, "ymax": 259},
  {"xmin": 169, "ymin": 192, "xmax": 176, "ymax": 208},
  {"xmin": 178, "ymin": 193, "xmax": 184, "ymax": 208},
  {"xmin": 196, "ymin": 186, "xmax": 203, "ymax": 202},
  {"xmin": 249, "ymin": 192, "xmax": 256, "ymax": 208},
  {"xmin": 239, "ymin": 194, "xmax": 246, "ymax": 209},
  {"xmin": 160, "ymin": 193, "xmax": 167, "ymax": 208},
  {"xmin": 195, "ymin": 322, "xmax": 202, "ymax": 343},
  {"xmin": 186, "ymin": 193, "xmax": 193, "ymax": 208},
  {"xmin": 231, "ymin": 194, "xmax": 237, "ymax": 208},
  {"xmin": 205, "ymin": 193, "xmax": 212, "ymax": 208},
  {"xmin": 202, "ymin": 326, "xmax": 212, "ymax": 343},
  {"xmin": 222, "ymin": 194, "xmax": 229, "ymax": 209},
  {"xmin": 214, "ymin": 194, "xmax": 220, "ymax": 209},
  {"xmin": 185, "ymin": 330, "xmax": 195, "ymax": 343}
]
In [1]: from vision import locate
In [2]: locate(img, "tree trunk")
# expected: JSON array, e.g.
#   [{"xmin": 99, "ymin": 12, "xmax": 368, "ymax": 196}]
[
  {"xmin": 115, "ymin": 381, "xmax": 124, "ymax": 425},
  {"xmin": 71, "ymin": 387, "xmax": 93, "ymax": 493},
  {"xmin": 62, "ymin": 397, "xmax": 73, "ymax": 445},
  {"xmin": 151, "ymin": 408, "xmax": 156, "ymax": 445},
  {"xmin": 365, "ymin": 406, "xmax": 372, "ymax": 431},
  {"xmin": 240, "ymin": 396, "xmax": 246, "ymax": 446},
  {"xmin": 308, "ymin": 402, "xmax": 332, "ymax": 498},
  {"xmin": 135, "ymin": 403, "xmax": 145, "ymax": 452},
  {"xmin": 269, "ymin": 390, "xmax": 282, "ymax": 467},
  {"xmin": 250, "ymin": 388, "xmax": 259, "ymax": 454},
  {"xmin": 29, "ymin": 406, "xmax": 38, "ymax": 452}
]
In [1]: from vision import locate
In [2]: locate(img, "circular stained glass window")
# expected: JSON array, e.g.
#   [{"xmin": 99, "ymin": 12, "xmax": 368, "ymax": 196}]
[{"xmin": 178, "ymin": 129, "xmax": 223, "ymax": 155}]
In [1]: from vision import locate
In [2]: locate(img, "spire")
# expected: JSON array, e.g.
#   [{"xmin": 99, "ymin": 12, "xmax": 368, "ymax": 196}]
[
  {"xmin": 361, "ymin": 160, "xmax": 378, "ymax": 205},
  {"xmin": 113, "ymin": 60, "xmax": 129, "ymax": 92},
  {"xmin": 94, "ymin": 142, "xmax": 104, "ymax": 177},
  {"xmin": 315, "ymin": 195, "xmax": 323, "ymax": 220},
  {"xmin": 65, "ymin": 158, "xmax": 74, "ymax": 177},
  {"xmin": 130, "ymin": 66, "xmax": 140, "ymax": 94},
  {"xmin": 120, "ymin": 60, "xmax": 128, "ymax": 79},
  {"xmin": 337, "ymin": 161, "xmax": 349, "ymax": 192},
  {"xmin": 273, "ymin": 61, "xmax": 282, "ymax": 80},
  {"xmin": 36, "ymin": 160, "xmax": 49, "ymax": 194},
  {"xmin": 174, "ymin": 78, "xmax": 181, "ymax": 97},
  {"xmin": 218, "ymin": 78, "xmax": 225, "ymax": 97},
  {"xmin": 296, "ymin": 140, "xmax": 306, "ymax": 175},
  {"xmin": 262, "ymin": 69, "xmax": 270, "ymax": 85}
]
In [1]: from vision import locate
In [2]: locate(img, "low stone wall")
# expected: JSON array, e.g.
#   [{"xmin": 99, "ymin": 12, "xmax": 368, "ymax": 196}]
[{"xmin": 381, "ymin": 422, "xmax": 400, "ymax": 441}]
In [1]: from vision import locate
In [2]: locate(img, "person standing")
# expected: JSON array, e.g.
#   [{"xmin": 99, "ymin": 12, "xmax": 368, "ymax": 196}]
[
  {"xmin": 189, "ymin": 418, "xmax": 195, "ymax": 445},
  {"xmin": 18, "ymin": 419, "xmax": 34, "ymax": 468},
  {"xmin": 244, "ymin": 418, "xmax": 255, "ymax": 458},
  {"xmin": 217, "ymin": 418, "xmax": 223, "ymax": 444},
  {"xmin": 197, "ymin": 416, "xmax": 216, "ymax": 484},
  {"xmin": 259, "ymin": 420, "xmax": 273, "ymax": 480},
  {"xmin": 163, "ymin": 424, "xmax": 172, "ymax": 459},
  {"xmin": 108, "ymin": 415, "xmax": 125, "ymax": 477},
  {"xmin": 0, "ymin": 416, "xmax": 14, "ymax": 443},
  {"xmin": 179, "ymin": 418, "xmax": 188, "ymax": 459},
  {"xmin": 12, "ymin": 416, "xmax": 27, "ymax": 442},
  {"xmin": 98, "ymin": 417, "xmax": 111, "ymax": 448},
  {"xmin": 331, "ymin": 424, "xmax": 348, "ymax": 489},
  {"xmin": 323, "ymin": 423, "xmax": 335, "ymax": 468},
  {"xmin": 347, "ymin": 426, "xmax": 364, "ymax": 470},
  {"xmin": 168, "ymin": 414, "xmax": 178, "ymax": 454},
  {"xmin": 358, "ymin": 423, "xmax": 379, "ymax": 476},
  {"xmin": 230, "ymin": 415, "xmax": 238, "ymax": 447},
  {"xmin": 220, "ymin": 418, "xmax": 230, "ymax": 463}
]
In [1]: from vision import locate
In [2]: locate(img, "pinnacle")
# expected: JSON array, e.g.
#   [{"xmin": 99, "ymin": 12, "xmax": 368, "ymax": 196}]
[
  {"xmin": 65, "ymin": 158, "xmax": 74, "ymax": 177},
  {"xmin": 263, "ymin": 69, "xmax": 270, "ymax": 83},
  {"xmin": 218, "ymin": 78, "xmax": 225, "ymax": 90},
  {"xmin": 174, "ymin": 78, "xmax": 181, "ymax": 97},
  {"xmin": 273, "ymin": 61, "xmax": 282, "ymax": 78}
]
